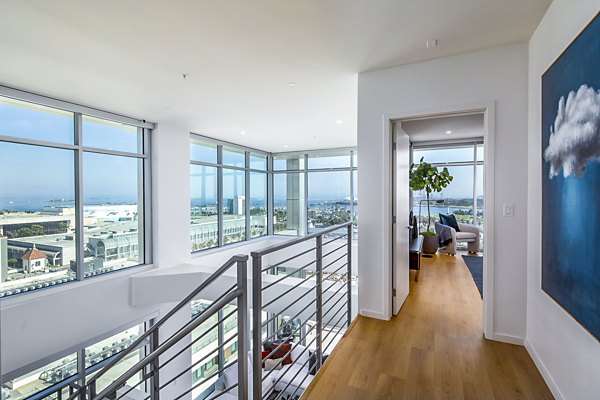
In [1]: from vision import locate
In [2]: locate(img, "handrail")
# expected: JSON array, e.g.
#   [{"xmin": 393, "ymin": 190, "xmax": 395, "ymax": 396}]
[
  {"xmin": 85, "ymin": 254, "xmax": 247, "ymax": 386},
  {"xmin": 250, "ymin": 222, "xmax": 352, "ymax": 258},
  {"xmin": 94, "ymin": 289, "xmax": 242, "ymax": 399},
  {"xmin": 66, "ymin": 254, "xmax": 248, "ymax": 400}
]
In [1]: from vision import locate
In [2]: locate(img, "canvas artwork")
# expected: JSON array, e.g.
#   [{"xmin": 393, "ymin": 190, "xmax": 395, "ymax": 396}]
[{"xmin": 542, "ymin": 12, "xmax": 600, "ymax": 341}]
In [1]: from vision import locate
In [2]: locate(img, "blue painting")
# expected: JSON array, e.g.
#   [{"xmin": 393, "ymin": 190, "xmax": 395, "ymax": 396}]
[{"xmin": 542, "ymin": 12, "xmax": 600, "ymax": 341}]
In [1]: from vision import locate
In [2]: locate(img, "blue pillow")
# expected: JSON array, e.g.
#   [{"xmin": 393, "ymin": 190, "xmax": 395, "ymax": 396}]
[{"xmin": 439, "ymin": 213, "xmax": 460, "ymax": 232}]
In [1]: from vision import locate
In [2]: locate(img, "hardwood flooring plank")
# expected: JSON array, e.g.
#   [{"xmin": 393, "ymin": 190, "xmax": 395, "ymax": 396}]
[{"xmin": 302, "ymin": 252, "xmax": 553, "ymax": 400}]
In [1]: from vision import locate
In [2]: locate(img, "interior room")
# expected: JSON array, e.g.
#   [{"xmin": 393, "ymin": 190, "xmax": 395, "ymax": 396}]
[{"xmin": 1, "ymin": 1, "xmax": 599, "ymax": 400}]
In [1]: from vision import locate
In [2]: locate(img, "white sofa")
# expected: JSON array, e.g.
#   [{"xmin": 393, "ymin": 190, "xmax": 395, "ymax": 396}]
[
  {"xmin": 435, "ymin": 221, "xmax": 480, "ymax": 255},
  {"xmin": 211, "ymin": 345, "xmax": 314, "ymax": 399}
]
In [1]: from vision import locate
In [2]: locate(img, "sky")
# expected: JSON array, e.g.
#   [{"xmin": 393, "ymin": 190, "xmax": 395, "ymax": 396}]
[
  {"xmin": 0, "ymin": 100, "xmax": 142, "ymax": 208},
  {"xmin": 1, "ymin": 97, "xmax": 481, "ymax": 210}
]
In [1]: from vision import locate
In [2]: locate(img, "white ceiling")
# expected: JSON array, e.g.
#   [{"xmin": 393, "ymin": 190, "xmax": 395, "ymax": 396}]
[
  {"xmin": 402, "ymin": 113, "xmax": 484, "ymax": 143},
  {"xmin": 0, "ymin": 0, "xmax": 550, "ymax": 152}
]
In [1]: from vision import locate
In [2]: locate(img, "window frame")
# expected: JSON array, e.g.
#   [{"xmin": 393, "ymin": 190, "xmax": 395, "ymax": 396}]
[
  {"xmin": 1, "ymin": 317, "xmax": 153, "ymax": 400},
  {"xmin": 272, "ymin": 148, "xmax": 357, "ymax": 237},
  {"xmin": 0, "ymin": 85, "xmax": 154, "ymax": 298},
  {"xmin": 190, "ymin": 134, "xmax": 269, "ymax": 253},
  {"xmin": 190, "ymin": 135, "xmax": 358, "ymax": 251},
  {"xmin": 410, "ymin": 140, "xmax": 484, "ymax": 245}
]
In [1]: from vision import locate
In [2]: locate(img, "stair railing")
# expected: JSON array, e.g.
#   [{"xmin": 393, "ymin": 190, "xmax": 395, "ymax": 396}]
[
  {"xmin": 66, "ymin": 254, "xmax": 249, "ymax": 400},
  {"xmin": 251, "ymin": 222, "xmax": 353, "ymax": 400}
]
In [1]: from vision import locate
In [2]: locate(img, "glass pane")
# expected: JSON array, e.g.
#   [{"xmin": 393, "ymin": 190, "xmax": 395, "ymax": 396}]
[
  {"xmin": 476, "ymin": 144, "xmax": 484, "ymax": 162},
  {"xmin": 307, "ymin": 153, "xmax": 350, "ymax": 169},
  {"xmin": 0, "ymin": 142, "xmax": 76, "ymax": 298},
  {"xmin": 222, "ymin": 168, "xmax": 245, "ymax": 244},
  {"xmin": 274, "ymin": 173, "xmax": 305, "ymax": 236},
  {"xmin": 273, "ymin": 155, "xmax": 304, "ymax": 171},
  {"xmin": 190, "ymin": 138, "xmax": 217, "ymax": 164},
  {"xmin": 82, "ymin": 116, "xmax": 141, "ymax": 153},
  {"xmin": 190, "ymin": 165, "xmax": 219, "ymax": 251},
  {"xmin": 94, "ymin": 347, "xmax": 146, "ymax": 394},
  {"xmin": 0, "ymin": 96, "xmax": 74, "ymax": 144},
  {"xmin": 476, "ymin": 164, "xmax": 484, "ymax": 250},
  {"xmin": 308, "ymin": 171, "xmax": 351, "ymax": 233},
  {"xmin": 412, "ymin": 165, "xmax": 474, "ymax": 233},
  {"xmin": 352, "ymin": 153, "xmax": 358, "ymax": 168},
  {"xmin": 250, "ymin": 172, "xmax": 267, "ymax": 238},
  {"xmin": 223, "ymin": 147, "xmax": 245, "ymax": 168},
  {"xmin": 250, "ymin": 153, "xmax": 267, "ymax": 170},
  {"xmin": 85, "ymin": 324, "xmax": 145, "ymax": 368},
  {"xmin": 413, "ymin": 146, "xmax": 474, "ymax": 164},
  {"xmin": 191, "ymin": 299, "xmax": 220, "ymax": 398},
  {"xmin": 352, "ymin": 170, "xmax": 358, "ymax": 239},
  {"xmin": 1, "ymin": 353, "xmax": 78, "ymax": 400},
  {"xmin": 222, "ymin": 304, "xmax": 239, "ymax": 365},
  {"xmin": 83, "ymin": 153, "xmax": 145, "ymax": 273}
]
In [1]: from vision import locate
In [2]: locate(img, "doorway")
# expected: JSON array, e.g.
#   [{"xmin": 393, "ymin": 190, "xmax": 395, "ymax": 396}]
[{"xmin": 390, "ymin": 107, "xmax": 494, "ymax": 339}]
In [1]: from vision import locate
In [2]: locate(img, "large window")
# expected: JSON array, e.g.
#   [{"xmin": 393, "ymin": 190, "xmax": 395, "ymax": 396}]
[
  {"xmin": 1, "ymin": 323, "xmax": 148, "ymax": 400},
  {"xmin": 412, "ymin": 142, "xmax": 484, "ymax": 249},
  {"xmin": 190, "ymin": 136, "xmax": 357, "ymax": 250},
  {"xmin": 190, "ymin": 136, "xmax": 268, "ymax": 252},
  {"xmin": 274, "ymin": 149, "xmax": 357, "ymax": 237},
  {"xmin": 0, "ymin": 92, "xmax": 152, "ymax": 298}
]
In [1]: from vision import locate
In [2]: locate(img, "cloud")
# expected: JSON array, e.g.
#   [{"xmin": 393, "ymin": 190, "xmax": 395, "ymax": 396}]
[{"xmin": 544, "ymin": 84, "xmax": 600, "ymax": 178}]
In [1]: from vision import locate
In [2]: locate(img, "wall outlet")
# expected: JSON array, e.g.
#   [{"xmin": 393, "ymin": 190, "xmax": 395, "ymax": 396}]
[{"xmin": 503, "ymin": 203, "xmax": 514, "ymax": 217}]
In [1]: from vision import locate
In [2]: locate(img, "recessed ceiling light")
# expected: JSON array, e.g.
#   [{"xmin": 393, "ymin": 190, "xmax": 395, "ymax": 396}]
[
  {"xmin": 446, "ymin": 130, "xmax": 452, "ymax": 134},
  {"xmin": 287, "ymin": 82, "xmax": 297, "ymax": 87},
  {"xmin": 336, "ymin": 119, "xmax": 343, "ymax": 124},
  {"xmin": 283, "ymin": 145, "xmax": 288, "ymax": 148},
  {"xmin": 240, "ymin": 131, "xmax": 246, "ymax": 135}
]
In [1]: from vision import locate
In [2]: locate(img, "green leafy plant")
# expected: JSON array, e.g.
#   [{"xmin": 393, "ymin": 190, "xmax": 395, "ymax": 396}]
[{"xmin": 409, "ymin": 157, "xmax": 453, "ymax": 232}]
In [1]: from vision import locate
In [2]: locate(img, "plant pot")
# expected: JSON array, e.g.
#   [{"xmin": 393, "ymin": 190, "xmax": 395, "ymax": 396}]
[{"xmin": 421, "ymin": 234, "xmax": 439, "ymax": 254}]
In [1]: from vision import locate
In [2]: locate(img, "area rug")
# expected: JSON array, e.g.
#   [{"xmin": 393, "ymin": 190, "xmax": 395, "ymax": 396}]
[{"xmin": 462, "ymin": 255, "xmax": 483, "ymax": 298}]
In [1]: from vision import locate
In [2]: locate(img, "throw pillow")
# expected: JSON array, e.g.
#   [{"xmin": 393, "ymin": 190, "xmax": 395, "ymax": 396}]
[
  {"xmin": 439, "ymin": 213, "xmax": 460, "ymax": 232},
  {"xmin": 261, "ymin": 350, "xmax": 271, "ymax": 368},
  {"xmin": 264, "ymin": 357, "xmax": 284, "ymax": 371},
  {"xmin": 270, "ymin": 343, "xmax": 293, "ymax": 365}
]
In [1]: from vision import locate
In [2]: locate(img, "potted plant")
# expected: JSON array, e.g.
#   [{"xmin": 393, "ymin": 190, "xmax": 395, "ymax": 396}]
[{"xmin": 409, "ymin": 157, "xmax": 453, "ymax": 254}]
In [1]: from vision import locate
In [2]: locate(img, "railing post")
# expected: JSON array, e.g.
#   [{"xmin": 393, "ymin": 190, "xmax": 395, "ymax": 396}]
[
  {"xmin": 150, "ymin": 329, "xmax": 160, "ymax": 400},
  {"xmin": 237, "ymin": 257, "xmax": 249, "ymax": 400},
  {"xmin": 88, "ymin": 381, "xmax": 96, "ymax": 399},
  {"xmin": 347, "ymin": 224, "xmax": 352, "ymax": 328},
  {"xmin": 315, "ymin": 234, "xmax": 323, "ymax": 372},
  {"xmin": 251, "ymin": 254, "xmax": 263, "ymax": 400}
]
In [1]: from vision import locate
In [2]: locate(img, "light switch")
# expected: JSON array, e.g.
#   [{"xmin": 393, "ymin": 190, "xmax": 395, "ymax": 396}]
[{"xmin": 503, "ymin": 203, "xmax": 514, "ymax": 217}]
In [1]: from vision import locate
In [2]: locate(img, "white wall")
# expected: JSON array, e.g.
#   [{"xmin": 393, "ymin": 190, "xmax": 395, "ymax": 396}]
[
  {"xmin": 358, "ymin": 44, "xmax": 530, "ymax": 340},
  {"xmin": 526, "ymin": 1, "xmax": 600, "ymax": 399}
]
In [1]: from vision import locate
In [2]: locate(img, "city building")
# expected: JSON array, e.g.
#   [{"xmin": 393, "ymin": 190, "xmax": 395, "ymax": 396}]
[
  {"xmin": 20, "ymin": 247, "xmax": 47, "ymax": 273},
  {"xmin": 0, "ymin": 2, "xmax": 598, "ymax": 400}
]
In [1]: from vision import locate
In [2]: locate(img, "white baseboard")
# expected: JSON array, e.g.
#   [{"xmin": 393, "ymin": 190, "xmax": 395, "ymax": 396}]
[
  {"xmin": 360, "ymin": 309, "xmax": 389, "ymax": 320},
  {"xmin": 485, "ymin": 331, "xmax": 525, "ymax": 345},
  {"xmin": 525, "ymin": 339, "xmax": 565, "ymax": 400}
]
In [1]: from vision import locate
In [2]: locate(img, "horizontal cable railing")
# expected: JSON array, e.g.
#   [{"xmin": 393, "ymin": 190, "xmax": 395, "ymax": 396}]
[
  {"xmin": 64, "ymin": 254, "xmax": 249, "ymax": 400},
  {"xmin": 251, "ymin": 222, "xmax": 353, "ymax": 400}
]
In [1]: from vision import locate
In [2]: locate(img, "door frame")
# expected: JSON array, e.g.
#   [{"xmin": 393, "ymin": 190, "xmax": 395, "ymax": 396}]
[{"xmin": 383, "ymin": 102, "xmax": 496, "ymax": 340}]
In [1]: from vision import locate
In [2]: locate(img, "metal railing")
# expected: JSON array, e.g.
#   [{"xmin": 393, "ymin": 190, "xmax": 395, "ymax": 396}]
[
  {"xmin": 251, "ymin": 222, "xmax": 353, "ymax": 400},
  {"xmin": 64, "ymin": 254, "xmax": 249, "ymax": 400}
]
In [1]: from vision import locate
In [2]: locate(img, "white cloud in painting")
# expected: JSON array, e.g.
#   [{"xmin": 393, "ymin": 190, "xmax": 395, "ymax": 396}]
[{"xmin": 544, "ymin": 84, "xmax": 600, "ymax": 178}]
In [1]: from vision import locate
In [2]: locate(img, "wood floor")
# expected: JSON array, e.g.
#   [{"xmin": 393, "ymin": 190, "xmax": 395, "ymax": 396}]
[{"xmin": 302, "ymin": 253, "xmax": 553, "ymax": 400}]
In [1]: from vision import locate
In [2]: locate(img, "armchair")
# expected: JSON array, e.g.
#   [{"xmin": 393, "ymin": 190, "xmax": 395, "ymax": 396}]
[{"xmin": 435, "ymin": 221, "xmax": 480, "ymax": 255}]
